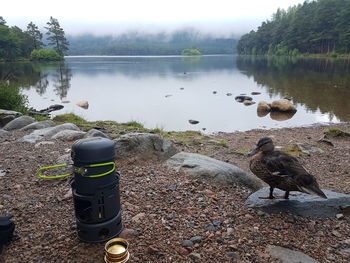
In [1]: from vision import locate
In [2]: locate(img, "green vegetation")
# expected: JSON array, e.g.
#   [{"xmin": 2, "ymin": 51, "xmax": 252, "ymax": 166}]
[
  {"xmin": 0, "ymin": 82, "xmax": 28, "ymax": 112},
  {"xmin": 325, "ymin": 127, "xmax": 350, "ymax": 137},
  {"xmin": 30, "ymin": 49, "xmax": 63, "ymax": 61},
  {"xmin": 237, "ymin": 0, "xmax": 350, "ymax": 56},
  {"xmin": 0, "ymin": 16, "xmax": 69, "ymax": 61},
  {"xmin": 45, "ymin": 17, "xmax": 69, "ymax": 56},
  {"xmin": 52, "ymin": 113, "xmax": 88, "ymax": 124},
  {"xmin": 181, "ymin": 47, "xmax": 202, "ymax": 56}
]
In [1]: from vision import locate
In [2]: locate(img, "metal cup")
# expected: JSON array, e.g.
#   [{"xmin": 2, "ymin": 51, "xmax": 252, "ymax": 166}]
[{"xmin": 104, "ymin": 238, "xmax": 130, "ymax": 263}]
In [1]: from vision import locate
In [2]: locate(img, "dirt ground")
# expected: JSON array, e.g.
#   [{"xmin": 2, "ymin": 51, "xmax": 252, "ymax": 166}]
[{"xmin": 0, "ymin": 123, "xmax": 349, "ymax": 263}]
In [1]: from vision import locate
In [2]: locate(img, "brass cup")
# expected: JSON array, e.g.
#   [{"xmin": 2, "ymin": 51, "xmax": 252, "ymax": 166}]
[{"xmin": 104, "ymin": 238, "xmax": 130, "ymax": 263}]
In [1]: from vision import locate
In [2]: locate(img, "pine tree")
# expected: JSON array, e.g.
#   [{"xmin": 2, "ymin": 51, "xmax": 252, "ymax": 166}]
[
  {"xmin": 26, "ymin": 22, "xmax": 43, "ymax": 50},
  {"xmin": 45, "ymin": 17, "xmax": 69, "ymax": 56},
  {"xmin": 0, "ymin": 16, "xmax": 6, "ymax": 26}
]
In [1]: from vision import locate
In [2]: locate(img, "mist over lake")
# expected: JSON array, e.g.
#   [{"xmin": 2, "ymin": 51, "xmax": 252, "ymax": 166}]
[{"xmin": 11, "ymin": 55, "xmax": 350, "ymax": 133}]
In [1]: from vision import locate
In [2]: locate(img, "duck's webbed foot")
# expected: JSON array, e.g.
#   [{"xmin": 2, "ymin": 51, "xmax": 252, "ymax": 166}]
[{"xmin": 258, "ymin": 187, "xmax": 275, "ymax": 199}]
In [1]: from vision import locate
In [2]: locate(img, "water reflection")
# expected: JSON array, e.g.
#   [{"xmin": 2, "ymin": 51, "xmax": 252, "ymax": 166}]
[
  {"xmin": 236, "ymin": 56, "xmax": 350, "ymax": 122},
  {"xmin": 0, "ymin": 62, "xmax": 72, "ymax": 100},
  {"xmin": 1, "ymin": 56, "xmax": 349, "ymax": 132}
]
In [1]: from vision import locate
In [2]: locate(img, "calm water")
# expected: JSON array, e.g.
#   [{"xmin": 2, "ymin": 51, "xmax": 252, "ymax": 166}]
[{"xmin": 2, "ymin": 55, "xmax": 350, "ymax": 133}]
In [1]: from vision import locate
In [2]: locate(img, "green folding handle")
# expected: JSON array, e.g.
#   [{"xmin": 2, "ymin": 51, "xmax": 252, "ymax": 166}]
[
  {"xmin": 38, "ymin": 164, "xmax": 71, "ymax": 179},
  {"xmin": 77, "ymin": 162, "xmax": 116, "ymax": 178},
  {"xmin": 38, "ymin": 162, "xmax": 116, "ymax": 179}
]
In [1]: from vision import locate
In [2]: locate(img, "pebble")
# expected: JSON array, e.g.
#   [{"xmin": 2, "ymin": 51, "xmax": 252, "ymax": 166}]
[
  {"xmin": 336, "ymin": 213, "xmax": 344, "ymax": 219},
  {"xmin": 212, "ymin": 219, "xmax": 222, "ymax": 226},
  {"xmin": 188, "ymin": 252, "xmax": 201, "ymax": 261},
  {"xmin": 226, "ymin": 228, "xmax": 234, "ymax": 236},
  {"xmin": 205, "ymin": 225, "xmax": 217, "ymax": 231},
  {"xmin": 332, "ymin": 230, "xmax": 342, "ymax": 238},
  {"xmin": 119, "ymin": 228, "xmax": 137, "ymax": 239},
  {"xmin": 131, "ymin": 212, "xmax": 146, "ymax": 222},
  {"xmin": 226, "ymin": 252, "xmax": 241, "ymax": 259},
  {"xmin": 190, "ymin": 236, "xmax": 203, "ymax": 244},
  {"xmin": 182, "ymin": 240, "xmax": 193, "ymax": 247}
]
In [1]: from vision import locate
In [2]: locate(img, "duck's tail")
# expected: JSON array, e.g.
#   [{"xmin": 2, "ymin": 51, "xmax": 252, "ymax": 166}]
[{"xmin": 299, "ymin": 184, "xmax": 327, "ymax": 199}]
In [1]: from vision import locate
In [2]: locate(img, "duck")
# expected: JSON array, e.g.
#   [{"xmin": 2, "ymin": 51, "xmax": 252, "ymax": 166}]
[{"xmin": 248, "ymin": 137, "xmax": 327, "ymax": 199}]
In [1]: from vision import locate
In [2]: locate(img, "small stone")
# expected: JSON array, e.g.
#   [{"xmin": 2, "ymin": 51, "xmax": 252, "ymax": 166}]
[
  {"xmin": 76, "ymin": 101, "xmax": 89, "ymax": 109},
  {"xmin": 177, "ymin": 247, "xmax": 189, "ymax": 255},
  {"xmin": 243, "ymin": 100, "xmax": 256, "ymax": 106},
  {"xmin": 182, "ymin": 240, "xmax": 194, "ymax": 247},
  {"xmin": 189, "ymin": 120, "xmax": 199, "ymax": 125},
  {"xmin": 226, "ymin": 252, "xmax": 241, "ymax": 259},
  {"xmin": 188, "ymin": 252, "xmax": 201, "ymax": 261},
  {"xmin": 226, "ymin": 228, "xmax": 234, "ymax": 236},
  {"xmin": 119, "ymin": 228, "xmax": 137, "ymax": 239},
  {"xmin": 190, "ymin": 236, "xmax": 203, "ymax": 244},
  {"xmin": 336, "ymin": 213, "xmax": 344, "ymax": 219},
  {"xmin": 332, "ymin": 230, "xmax": 342, "ymax": 238},
  {"xmin": 63, "ymin": 189, "xmax": 72, "ymax": 200},
  {"xmin": 212, "ymin": 219, "xmax": 222, "ymax": 226},
  {"xmin": 131, "ymin": 212, "xmax": 146, "ymax": 223},
  {"xmin": 286, "ymin": 215, "xmax": 296, "ymax": 223},
  {"xmin": 343, "ymin": 239, "xmax": 350, "ymax": 245},
  {"xmin": 213, "ymin": 91, "xmax": 217, "ymax": 94},
  {"xmin": 205, "ymin": 225, "xmax": 217, "ymax": 231},
  {"xmin": 251, "ymin": 92, "xmax": 261, "ymax": 95},
  {"xmin": 146, "ymin": 245, "xmax": 159, "ymax": 254}
]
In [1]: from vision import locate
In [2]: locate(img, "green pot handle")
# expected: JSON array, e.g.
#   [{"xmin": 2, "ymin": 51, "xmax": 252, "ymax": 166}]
[
  {"xmin": 38, "ymin": 164, "xmax": 71, "ymax": 179},
  {"xmin": 38, "ymin": 162, "xmax": 116, "ymax": 179}
]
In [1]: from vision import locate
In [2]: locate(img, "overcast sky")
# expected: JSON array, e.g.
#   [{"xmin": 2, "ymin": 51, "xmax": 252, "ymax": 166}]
[{"xmin": 3, "ymin": 0, "xmax": 306, "ymax": 36}]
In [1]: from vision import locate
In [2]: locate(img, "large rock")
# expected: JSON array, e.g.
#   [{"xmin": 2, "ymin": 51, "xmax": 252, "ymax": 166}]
[
  {"xmin": 0, "ymin": 129, "xmax": 8, "ymax": 136},
  {"xmin": 0, "ymin": 109, "xmax": 22, "ymax": 127},
  {"xmin": 114, "ymin": 133, "xmax": 178, "ymax": 160},
  {"xmin": 52, "ymin": 130, "xmax": 86, "ymax": 141},
  {"xmin": 271, "ymin": 99, "xmax": 297, "ymax": 112},
  {"xmin": 246, "ymin": 187, "xmax": 350, "ymax": 218},
  {"xmin": 266, "ymin": 245, "xmax": 319, "ymax": 263},
  {"xmin": 20, "ymin": 120, "xmax": 55, "ymax": 131},
  {"xmin": 19, "ymin": 123, "xmax": 80, "ymax": 143},
  {"xmin": 165, "ymin": 152, "xmax": 265, "ymax": 191},
  {"xmin": 3, "ymin": 116, "xmax": 35, "ymax": 131}
]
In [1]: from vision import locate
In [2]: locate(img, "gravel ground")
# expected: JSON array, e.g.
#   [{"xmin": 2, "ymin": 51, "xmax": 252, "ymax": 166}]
[{"xmin": 0, "ymin": 123, "xmax": 350, "ymax": 263}]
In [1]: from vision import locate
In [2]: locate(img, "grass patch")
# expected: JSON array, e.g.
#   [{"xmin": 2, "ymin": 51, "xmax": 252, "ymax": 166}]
[
  {"xmin": 283, "ymin": 145, "xmax": 308, "ymax": 156},
  {"xmin": 324, "ymin": 127, "xmax": 350, "ymax": 137},
  {"xmin": 34, "ymin": 115, "xmax": 51, "ymax": 121},
  {"xmin": 234, "ymin": 149, "xmax": 250, "ymax": 155},
  {"xmin": 53, "ymin": 113, "xmax": 88, "ymax": 124}
]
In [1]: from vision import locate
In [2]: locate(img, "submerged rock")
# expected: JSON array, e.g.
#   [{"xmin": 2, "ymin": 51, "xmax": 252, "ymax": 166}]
[
  {"xmin": 76, "ymin": 101, "xmax": 89, "ymax": 109},
  {"xmin": 235, "ymin": 95, "xmax": 253, "ymax": 102},
  {"xmin": 257, "ymin": 101, "xmax": 271, "ymax": 113},
  {"xmin": 271, "ymin": 99, "xmax": 297, "ymax": 112},
  {"xmin": 189, "ymin": 119, "xmax": 199, "ymax": 125},
  {"xmin": 246, "ymin": 187, "xmax": 350, "ymax": 218}
]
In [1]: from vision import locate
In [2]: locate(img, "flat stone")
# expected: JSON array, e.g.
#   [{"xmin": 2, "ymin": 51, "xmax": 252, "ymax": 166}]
[
  {"xmin": 246, "ymin": 187, "xmax": 350, "ymax": 218},
  {"xmin": 19, "ymin": 123, "xmax": 80, "ymax": 143},
  {"xmin": 266, "ymin": 245, "xmax": 319, "ymax": 263},
  {"xmin": 3, "ymin": 116, "xmax": 35, "ymax": 131},
  {"xmin": 165, "ymin": 152, "xmax": 265, "ymax": 191},
  {"xmin": 34, "ymin": 141, "xmax": 55, "ymax": 148},
  {"xmin": 21, "ymin": 120, "xmax": 55, "ymax": 131},
  {"xmin": 182, "ymin": 240, "xmax": 194, "ymax": 247},
  {"xmin": 51, "ymin": 130, "xmax": 86, "ymax": 141}
]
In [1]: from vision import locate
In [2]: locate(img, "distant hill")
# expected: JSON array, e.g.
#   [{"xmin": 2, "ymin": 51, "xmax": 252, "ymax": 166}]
[
  {"xmin": 67, "ymin": 30, "xmax": 237, "ymax": 55},
  {"xmin": 237, "ymin": 0, "xmax": 350, "ymax": 56}
]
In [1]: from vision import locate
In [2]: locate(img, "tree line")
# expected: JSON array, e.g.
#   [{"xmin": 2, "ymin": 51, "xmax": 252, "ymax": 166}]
[
  {"xmin": 0, "ymin": 16, "xmax": 69, "ymax": 61},
  {"xmin": 237, "ymin": 0, "xmax": 350, "ymax": 56},
  {"xmin": 67, "ymin": 30, "xmax": 237, "ymax": 56}
]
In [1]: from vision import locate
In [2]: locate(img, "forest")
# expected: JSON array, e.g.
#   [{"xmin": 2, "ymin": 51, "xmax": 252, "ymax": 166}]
[
  {"xmin": 67, "ymin": 30, "xmax": 237, "ymax": 55},
  {"xmin": 0, "ymin": 16, "xmax": 68, "ymax": 61},
  {"xmin": 237, "ymin": 0, "xmax": 350, "ymax": 55}
]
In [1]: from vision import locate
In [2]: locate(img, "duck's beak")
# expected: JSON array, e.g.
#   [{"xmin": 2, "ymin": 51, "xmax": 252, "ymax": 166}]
[{"xmin": 247, "ymin": 147, "xmax": 259, "ymax": 157}]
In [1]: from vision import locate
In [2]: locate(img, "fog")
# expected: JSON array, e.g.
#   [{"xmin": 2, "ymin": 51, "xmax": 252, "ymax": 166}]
[{"xmin": 3, "ymin": 0, "xmax": 305, "ymax": 37}]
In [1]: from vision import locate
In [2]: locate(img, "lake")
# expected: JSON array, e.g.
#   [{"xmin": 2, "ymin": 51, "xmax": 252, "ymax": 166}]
[{"xmin": 3, "ymin": 55, "xmax": 350, "ymax": 133}]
